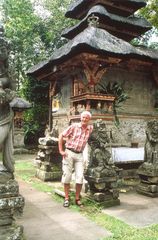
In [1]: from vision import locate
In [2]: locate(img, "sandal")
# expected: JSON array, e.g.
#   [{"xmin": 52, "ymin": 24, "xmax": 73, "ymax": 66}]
[
  {"xmin": 75, "ymin": 199, "xmax": 83, "ymax": 208},
  {"xmin": 63, "ymin": 199, "xmax": 70, "ymax": 207}
]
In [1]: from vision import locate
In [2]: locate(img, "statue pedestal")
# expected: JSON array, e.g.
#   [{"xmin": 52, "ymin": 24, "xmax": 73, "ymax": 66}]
[
  {"xmin": 85, "ymin": 175, "xmax": 120, "ymax": 207},
  {"xmin": 35, "ymin": 145, "xmax": 62, "ymax": 181},
  {"xmin": 0, "ymin": 172, "xmax": 25, "ymax": 239},
  {"xmin": 0, "ymin": 225, "xmax": 24, "ymax": 240},
  {"xmin": 13, "ymin": 128, "xmax": 25, "ymax": 148},
  {"xmin": 137, "ymin": 163, "xmax": 158, "ymax": 197}
]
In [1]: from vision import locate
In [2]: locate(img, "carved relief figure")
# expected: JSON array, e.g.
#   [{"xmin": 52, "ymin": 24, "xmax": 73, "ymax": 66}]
[
  {"xmin": 144, "ymin": 119, "xmax": 158, "ymax": 164},
  {"xmin": 86, "ymin": 119, "xmax": 115, "ymax": 178}
]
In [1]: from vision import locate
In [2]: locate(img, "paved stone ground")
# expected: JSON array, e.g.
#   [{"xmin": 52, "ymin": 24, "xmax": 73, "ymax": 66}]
[
  {"xmin": 16, "ymin": 179, "xmax": 111, "ymax": 240},
  {"xmin": 15, "ymin": 153, "xmax": 158, "ymax": 239},
  {"xmin": 103, "ymin": 190, "xmax": 158, "ymax": 228}
]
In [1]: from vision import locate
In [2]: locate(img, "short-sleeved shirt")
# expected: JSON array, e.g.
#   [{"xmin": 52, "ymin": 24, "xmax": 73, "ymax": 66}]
[{"xmin": 62, "ymin": 123, "xmax": 93, "ymax": 153}]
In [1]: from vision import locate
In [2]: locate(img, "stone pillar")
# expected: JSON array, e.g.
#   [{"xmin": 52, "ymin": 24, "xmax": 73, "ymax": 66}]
[
  {"xmin": 0, "ymin": 168, "xmax": 25, "ymax": 239},
  {"xmin": 35, "ymin": 126, "xmax": 62, "ymax": 181},
  {"xmin": 85, "ymin": 173, "xmax": 120, "ymax": 207},
  {"xmin": 137, "ymin": 119, "xmax": 158, "ymax": 197},
  {"xmin": 85, "ymin": 119, "xmax": 120, "ymax": 207},
  {"xmin": 137, "ymin": 163, "xmax": 158, "ymax": 197},
  {"xmin": 35, "ymin": 145, "xmax": 62, "ymax": 181}
]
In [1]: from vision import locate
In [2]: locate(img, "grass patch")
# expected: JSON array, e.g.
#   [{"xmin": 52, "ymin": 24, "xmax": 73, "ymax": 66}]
[
  {"xmin": 15, "ymin": 160, "xmax": 35, "ymax": 182},
  {"xmin": 15, "ymin": 157, "xmax": 158, "ymax": 240}
]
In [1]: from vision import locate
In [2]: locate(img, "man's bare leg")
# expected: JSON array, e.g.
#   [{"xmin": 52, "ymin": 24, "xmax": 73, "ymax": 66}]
[
  {"xmin": 64, "ymin": 183, "xmax": 70, "ymax": 200},
  {"xmin": 75, "ymin": 183, "xmax": 83, "ymax": 207}
]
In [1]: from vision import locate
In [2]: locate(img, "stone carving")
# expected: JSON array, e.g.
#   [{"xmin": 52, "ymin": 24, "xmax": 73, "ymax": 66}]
[
  {"xmin": 0, "ymin": 82, "xmax": 16, "ymax": 173},
  {"xmin": 0, "ymin": 23, "xmax": 16, "ymax": 173},
  {"xmin": 0, "ymin": 23, "xmax": 24, "ymax": 239},
  {"xmin": 35, "ymin": 122, "xmax": 62, "ymax": 181},
  {"xmin": 38, "ymin": 124, "xmax": 58, "ymax": 146},
  {"xmin": 85, "ymin": 119, "xmax": 120, "ymax": 206},
  {"xmin": 144, "ymin": 119, "xmax": 158, "ymax": 164},
  {"xmin": 86, "ymin": 119, "xmax": 115, "ymax": 178},
  {"xmin": 137, "ymin": 119, "xmax": 158, "ymax": 197}
]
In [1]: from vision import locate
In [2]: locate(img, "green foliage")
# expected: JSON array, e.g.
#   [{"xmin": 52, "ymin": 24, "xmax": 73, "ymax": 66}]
[
  {"xmin": 139, "ymin": 0, "xmax": 158, "ymax": 28},
  {"xmin": 23, "ymin": 103, "xmax": 49, "ymax": 145},
  {"xmin": 1, "ymin": 0, "xmax": 73, "ymax": 145},
  {"xmin": 97, "ymin": 81, "xmax": 129, "ymax": 126},
  {"xmin": 39, "ymin": 0, "xmax": 75, "ymax": 50},
  {"xmin": 2, "ymin": 0, "xmax": 45, "ymax": 87},
  {"xmin": 132, "ymin": 0, "xmax": 158, "ymax": 48}
]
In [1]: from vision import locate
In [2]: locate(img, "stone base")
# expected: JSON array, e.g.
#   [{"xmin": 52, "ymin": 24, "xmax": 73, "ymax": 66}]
[
  {"xmin": 0, "ymin": 170, "xmax": 13, "ymax": 184},
  {"xmin": 85, "ymin": 175, "xmax": 118, "ymax": 184},
  {"xmin": 88, "ymin": 192, "xmax": 120, "ymax": 207},
  {"xmin": 36, "ymin": 169, "xmax": 62, "ymax": 181},
  {"xmin": 13, "ymin": 128, "xmax": 25, "ymax": 149},
  {"xmin": 101, "ymin": 199, "xmax": 120, "ymax": 208},
  {"xmin": 0, "ymin": 224, "xmax": 24, "ymax": 240},
  {"xmin": 137, "ymin": 188, "xmax": 158, "ymax": 197},
  {"xmin": 137, "ymin": 183, "xmax": 158, "ymax": 197}
]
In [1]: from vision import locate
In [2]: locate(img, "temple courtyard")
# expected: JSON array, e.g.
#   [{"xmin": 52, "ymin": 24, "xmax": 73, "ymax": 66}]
[{"xmin": 14, "ymin": 153, "xmax": 158, "ymax": 240}]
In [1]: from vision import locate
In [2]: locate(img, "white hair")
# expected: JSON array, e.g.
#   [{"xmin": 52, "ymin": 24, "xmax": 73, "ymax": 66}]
[{"xmin": 80, "ymin": 111, "xmax": 92, "ymax": 119}]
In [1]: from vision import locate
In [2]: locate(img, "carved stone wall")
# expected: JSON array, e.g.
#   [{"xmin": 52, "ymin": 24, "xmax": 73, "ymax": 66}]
[{"xmin": 101, "ymin": 68, "xmax": 157, "ymax": 115}]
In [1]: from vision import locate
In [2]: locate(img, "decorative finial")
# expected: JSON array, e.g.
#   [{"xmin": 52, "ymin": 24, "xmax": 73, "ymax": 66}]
[{"xmin": 88, "ymin": 14, "xmax": 99, "ymax": 27}]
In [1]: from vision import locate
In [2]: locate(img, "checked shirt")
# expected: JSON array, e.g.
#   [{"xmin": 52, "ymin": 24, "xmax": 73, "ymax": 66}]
[{"xmin": 62, "ymin": 122, "xmax": 93, "ymax": 153}]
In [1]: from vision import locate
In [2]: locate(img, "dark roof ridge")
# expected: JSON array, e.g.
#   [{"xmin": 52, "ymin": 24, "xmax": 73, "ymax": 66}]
[
  {"xmin": 62, "ymin": 5, "xmax": 151, "ymax": 41},
  {"xmin": 65, "ymin": 0, "xmax": 147, "ymax": 19},
  {"xmin": 27, "ymin": 26, "xmax": 158, "ymax": 76}
]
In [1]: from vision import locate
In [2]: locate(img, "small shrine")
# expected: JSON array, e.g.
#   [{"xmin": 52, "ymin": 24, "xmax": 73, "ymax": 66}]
[
  {"xmin": 10, "ymin": 97, "xmax": 31, "ymax": 150},
  {"xmin": 137, "ymin": 120, "xmax": 158, "ymax": 197},
  {"xmin": 27, "ymin": 1, "xmax": 158, "ymax": 193}
]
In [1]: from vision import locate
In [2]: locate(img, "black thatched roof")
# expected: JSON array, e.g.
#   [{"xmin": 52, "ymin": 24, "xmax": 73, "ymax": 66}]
[
  {"xmin": 27, "ymin": 26, "xmax": 158, "ymax": 77},
  {"xmin": 62, "ymin": 5, "xmax": 151, "ymax": 42},
  {"xmin": 65, "ymin": 0, "xmax": 146, "ymax": 19}
]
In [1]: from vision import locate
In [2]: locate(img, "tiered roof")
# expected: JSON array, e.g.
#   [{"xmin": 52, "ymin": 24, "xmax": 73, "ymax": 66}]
[
  {"xmin": 27, "ymin": 0, "xmax": 158, "ymax": 79},
  {"xmin": 28, "ymin": 26, "xmax": 158, "ymax": 77},
  {"xmin": 62, "ymin": 5, "xmax": 151, "ymax": 41},
  {"xmin": 65, "ymin": 0, "xmax": 146, "ymax": 19}
]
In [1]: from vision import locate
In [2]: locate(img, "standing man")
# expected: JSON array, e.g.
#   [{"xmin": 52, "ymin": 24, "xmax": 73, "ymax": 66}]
[{"xmin": 58, "ymin": 111, "xmax": 93, "ymax": 207}]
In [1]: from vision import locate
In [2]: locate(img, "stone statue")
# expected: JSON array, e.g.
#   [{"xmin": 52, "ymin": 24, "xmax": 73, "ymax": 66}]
[
  {"xmin": 85, "ymin": 119, "xmax": 120, "ymax": 205},
  {"xmin": 35, "ymin": 121, "xmax": 62, "ymax": 181},
  {"xmin": 0, "ymin": 82, "xmax": 15, "ymax": 173},
  {"xmin": 86, "ymin": 119, "xmax": 115, "ymax": 178},
  {"xmin": 137, "ymin": 119, "xmax": 158, "ymax": 197},
  {"xmin": 38, "ymin": 123, "xmax": 58, "ymax": 146},
  {"xmin": 0, "ymin": 23, "xmax": 24, "ymax": 239},
  {"xmin": 144, "ymin": 119, "xmax": 158, "ymax": 164},
  {"xmin": 0, "ymin": 24, "xmax": 16, "ymax": 173}
]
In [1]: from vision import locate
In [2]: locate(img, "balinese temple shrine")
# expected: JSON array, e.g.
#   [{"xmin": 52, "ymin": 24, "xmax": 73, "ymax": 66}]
[{"xmin": 27, "ymin": 0, "xmax": 158, "ymax": 148}]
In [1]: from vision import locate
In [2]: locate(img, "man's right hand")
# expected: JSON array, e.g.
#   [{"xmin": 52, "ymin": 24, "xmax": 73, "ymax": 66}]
[{"xmin": 60, "ymin": 150, "xmax": 67, "ymax": 158}]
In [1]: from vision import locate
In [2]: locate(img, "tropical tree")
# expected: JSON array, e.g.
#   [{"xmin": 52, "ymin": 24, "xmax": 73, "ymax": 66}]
[
  {"xmin": 132, "ymin": 0, "xmax": 158, "ymax": 48},
  {"xmin": 1, "ymin": 0, "xmax": 73, "ymax": 145},
  {"xmin": 140, "ymin": 0, "xmax": 158, "ymax": 28}
]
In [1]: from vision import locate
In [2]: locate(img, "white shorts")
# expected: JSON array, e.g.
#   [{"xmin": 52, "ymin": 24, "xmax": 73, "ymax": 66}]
[{"xmin": 61, "ymin": 149, "xmax": 84, "ymax": 184}]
